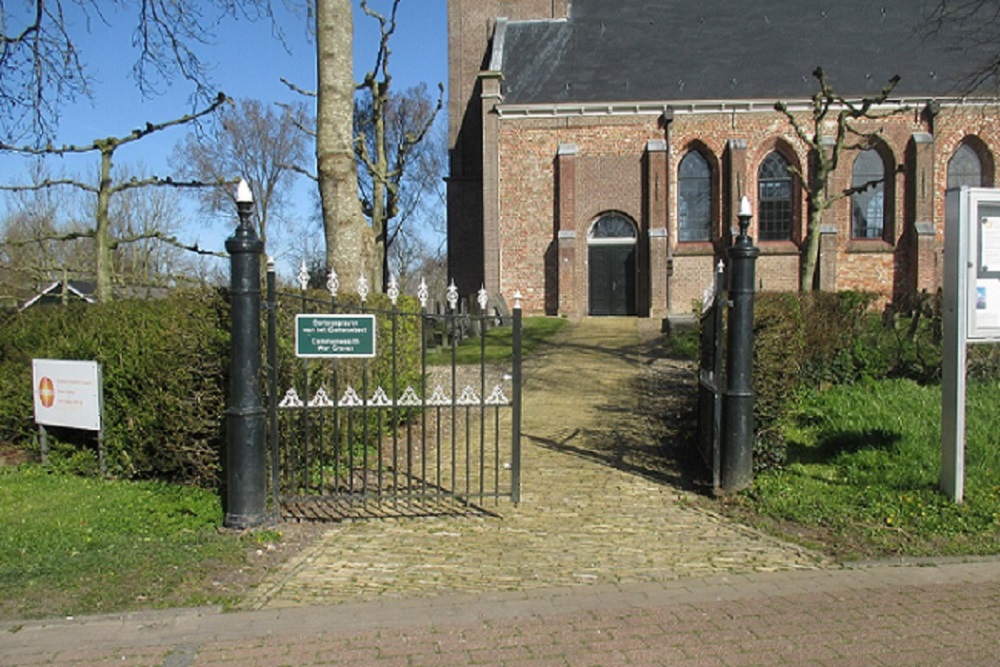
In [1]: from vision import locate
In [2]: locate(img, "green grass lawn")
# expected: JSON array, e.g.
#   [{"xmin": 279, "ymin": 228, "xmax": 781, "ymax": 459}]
[
  {"xmin": 426, "ymin": 316, "xmax": 566, "ymax": 365},
  {"xmin": 740, "ymin": 378, "xmax": 1000, "ymax": 558},
  {"xmin": 0, "ymin": 467, "xmax": 256, "ymax": 619}
]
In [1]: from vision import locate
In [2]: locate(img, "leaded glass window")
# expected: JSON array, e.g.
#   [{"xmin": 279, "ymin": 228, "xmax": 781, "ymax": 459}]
[
  {"xmin": 948, "ymin": 142, "xmax": 984, "ymax": 189},
  {"xmin": 589, "ymin": 213, "xmax": 637, "ymax": 241},
  {"xmin": 852, "ymin": 149, "xmax": 886, "ymax": 239},
  {"xmin": 757, "ymin": 152, "xmax": 793, "ymax": 241},
  {"xmin": 678, "ymin": 151, "xmax": 712, "ymax": 242}
]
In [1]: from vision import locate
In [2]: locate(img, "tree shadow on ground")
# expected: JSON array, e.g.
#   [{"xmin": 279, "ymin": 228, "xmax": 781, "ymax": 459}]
[
  {"xmin": 524, "ymin": 328, "xmax": 711, "ymax": 495},
  {"xmin": 788, "ymin": 428, "xmax": 902, "ymax": 466}
]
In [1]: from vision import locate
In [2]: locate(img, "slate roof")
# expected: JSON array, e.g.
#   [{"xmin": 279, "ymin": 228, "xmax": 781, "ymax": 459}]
[{"xmin": 498, "ymin": 0, "xmax": 995, "ymax": 105}]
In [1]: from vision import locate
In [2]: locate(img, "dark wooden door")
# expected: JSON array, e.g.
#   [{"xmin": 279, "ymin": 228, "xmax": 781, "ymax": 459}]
[{"xmin": 589, "ymin": 244, "xmax": 636, "ymax": 316}]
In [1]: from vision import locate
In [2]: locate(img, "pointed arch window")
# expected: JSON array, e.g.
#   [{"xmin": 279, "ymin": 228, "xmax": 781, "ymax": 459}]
[
  {"xmin": 757, "ymin": 152, "xmax": 793, "ymax": 241},
  {"xmin": 678, "ymin": 151, "xmax": 712, "ymax": 242},
  {"xmin": 852, "ymin": 149, "xmax": 886, "ymax": 239},
  {"xmin": 948, "ymin": 142, "xmax": 985, "ymax": 189}
]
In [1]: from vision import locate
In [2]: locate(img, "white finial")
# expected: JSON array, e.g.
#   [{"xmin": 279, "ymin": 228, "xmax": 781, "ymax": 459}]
[
  {"xmin": 513, "ymin": 290, "xmax": 524, "ymax": 310},
  {"xmin": 738, "ymin": 195, "xmax": 752, "ymax": 218},
  {"xmin": 236, "ymin": 179, "xmax": 253, "ymax": 204},
  {"xmin": 266, "ymin": 256, "xmax": 276, "ymax": 273},
  {"xmin": 446, "ymin": 280, "xmax": 459, "ymax": 311}
]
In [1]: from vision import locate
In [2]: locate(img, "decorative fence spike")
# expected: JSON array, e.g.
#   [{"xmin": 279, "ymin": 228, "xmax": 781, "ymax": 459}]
[
  {"xmin": 387, "ymin": 276, "xmax": 400, "ymax": 306},
  {"xmin": 357, "ymin": 274, "xmax": 369, "ymax": 303},
  {"xmin": 417, "ymin": 278, "xmax": 429, "ymax": 309},
  {"xmin": 297, "ymin": 260, "xmax": 309, "ymax": 291},
  {"xmin": 446, "ymin": 279, "xmax": 459, "ymax": 311},
  {"xmin": 327, "ymin": 267, "xmax": 339, "ymax": 298},
  {"xmin": 477, "ymin": 284, "xmax": 489, "ymax": 312}
]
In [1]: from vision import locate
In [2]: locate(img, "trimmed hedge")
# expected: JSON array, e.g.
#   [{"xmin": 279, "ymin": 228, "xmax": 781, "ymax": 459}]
[
  {"xmin": 750, "ymin": 290, "xmax": 969, "ymax": 471},
  {"xmin": 0, "ymin": 288, "xmax": 427, "ymax": 488},
  {"xmin": 0, "ymin": 290, "xmax": 230, "ymax": 485}
]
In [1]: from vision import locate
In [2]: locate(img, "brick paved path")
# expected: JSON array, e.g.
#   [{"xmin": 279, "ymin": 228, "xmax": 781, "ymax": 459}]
[
  {"xmin": 3, "ymin": 560, "xmax": 999, "ymax": 666},
  {"xmin": 245, "ymin": 319, "xmax": 821, "ymax": 609}
]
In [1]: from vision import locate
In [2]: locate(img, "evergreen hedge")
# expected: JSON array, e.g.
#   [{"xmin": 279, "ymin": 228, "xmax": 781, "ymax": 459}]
[{"xmin": 0, "ymin": 290, "xmax": 230, "ymax": 485}]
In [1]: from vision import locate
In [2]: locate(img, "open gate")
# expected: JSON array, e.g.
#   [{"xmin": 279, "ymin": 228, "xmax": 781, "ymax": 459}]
[{"xmin": 265, "ymin": 266, "xmax": 522, "ymax": 521}]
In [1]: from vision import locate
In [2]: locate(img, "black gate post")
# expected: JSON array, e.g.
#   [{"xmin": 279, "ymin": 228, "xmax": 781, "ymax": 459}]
[
  {"xmin": 224, "ymin": 180, "xmax": 268, "ymax": 528},
  {"xmin": 721, "ymin": 196, "xmax": 760, "ymax": 492}
]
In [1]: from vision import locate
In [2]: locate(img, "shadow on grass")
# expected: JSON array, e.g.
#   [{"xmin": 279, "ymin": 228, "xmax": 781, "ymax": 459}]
[{"xmin": 788, "ymin": 428, "xmax": 902, "ymax": 465}]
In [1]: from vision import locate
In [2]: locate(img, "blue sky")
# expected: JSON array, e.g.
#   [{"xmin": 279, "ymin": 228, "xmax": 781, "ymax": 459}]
[{"xmin": 0, "ymin": 0, "xmax": 447, "ymax": 273}]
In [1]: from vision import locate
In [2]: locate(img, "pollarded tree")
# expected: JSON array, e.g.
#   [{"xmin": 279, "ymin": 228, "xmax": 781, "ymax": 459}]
[
  {"xmin": 775, "ymin": 67, "xmax": 904, "ymax": 291},
  {"xmin": 0, "ymin": 94, "xmax": 230, "ymax": 302}
]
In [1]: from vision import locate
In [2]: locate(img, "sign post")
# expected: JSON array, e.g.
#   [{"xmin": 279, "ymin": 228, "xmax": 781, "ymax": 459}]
[
  {"xmin": 32, "ymin": 359, "xmax": 104, "ymax": 472},
  {"xmin": 942, "ymin": 187, "xmax": 1000, "ymax": 501}
]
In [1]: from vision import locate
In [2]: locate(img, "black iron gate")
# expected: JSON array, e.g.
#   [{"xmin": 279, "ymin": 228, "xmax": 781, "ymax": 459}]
[
  {"xmin": 696, "ymin": 260, "xmax": 725, "ymax": 493},
  {"xmin": 265, "ymin": 266, "xmax": 522, "ymax": 521}
]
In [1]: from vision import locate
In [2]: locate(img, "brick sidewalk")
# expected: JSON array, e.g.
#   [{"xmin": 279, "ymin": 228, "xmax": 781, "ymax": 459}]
[{"xmin": 3, "ymin": 559, "xmax": 999, "ymax": 666}]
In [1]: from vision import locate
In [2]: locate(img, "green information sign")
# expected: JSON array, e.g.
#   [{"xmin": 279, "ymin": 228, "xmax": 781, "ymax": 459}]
[{"xmin": 295, "ymin": 314, "xmax": 377, "ymax": 358}]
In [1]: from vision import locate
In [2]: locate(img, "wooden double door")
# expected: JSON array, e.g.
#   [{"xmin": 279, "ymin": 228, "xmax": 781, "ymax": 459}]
[{"xmin": 588, "ymin": 243, "xmax": 636, "ymax": 316}]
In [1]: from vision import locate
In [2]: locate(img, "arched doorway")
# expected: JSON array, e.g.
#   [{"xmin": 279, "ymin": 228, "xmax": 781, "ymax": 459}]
[{"xmin": 588, "ymin": 213, "xmax": 637, "ymax": 316}]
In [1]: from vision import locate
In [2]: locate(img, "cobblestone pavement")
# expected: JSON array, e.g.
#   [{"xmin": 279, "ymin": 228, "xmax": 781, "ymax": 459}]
[{"xmin": 245, "ymin": 318, "xmax": 823, "ymax": 610}]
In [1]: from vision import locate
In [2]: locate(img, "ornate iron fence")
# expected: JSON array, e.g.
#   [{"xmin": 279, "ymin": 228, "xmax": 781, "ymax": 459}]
[
  {"xmin": 696, "ymin": 260, "xmax": 726, "ymax": 494},
  {"xmin": 265, "ymin": 263, "xmax": 522, "ymax": 521}
]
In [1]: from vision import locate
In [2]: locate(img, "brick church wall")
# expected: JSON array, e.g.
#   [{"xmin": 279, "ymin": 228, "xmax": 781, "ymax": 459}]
[{"xmin": 491, "ymin": 102, "xmax": 1000, "ymax": 316}]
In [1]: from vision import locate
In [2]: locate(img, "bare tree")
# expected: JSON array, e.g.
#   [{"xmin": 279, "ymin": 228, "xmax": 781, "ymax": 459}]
[
  {"xmin": 0, "ymin": 0, "xmax": 280, "ymax": 143},
  {"xmin": 0, "ymin": 94, "xmax": 230, "ymax": 301},
  {"xmin": 775, "ymin": 68, "xmax": 904, "ymax": 291},
  {"xmin": 315, "ymin": 0, "xmax": 375, "ymax": 289},
  {"xmin": 926, "ymin": 0, "xmax": 1000, "ymax": 93},
  {"xmin": 353, "ymin": 0, "xmax": 443, "ymax": 291},
  {"xmin": 108, "ymin": 166, "xmax": 195, "ymax": 292},
  {"xmin": 172, "ymin": 97, "xmax": 311, "ymax": 249}
]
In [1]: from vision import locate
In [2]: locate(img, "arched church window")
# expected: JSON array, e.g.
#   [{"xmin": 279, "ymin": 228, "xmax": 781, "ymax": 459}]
[
  {"xmin": 852, "ymin": 149, "xmax": 886, "ymax": 239},
  {"xmin": 757, "ymin": 152, "xmax": 793, "ymax": 241},
  {"xmin": 678, "ymin": 151, "xmax": 712, "ymax": 242}
]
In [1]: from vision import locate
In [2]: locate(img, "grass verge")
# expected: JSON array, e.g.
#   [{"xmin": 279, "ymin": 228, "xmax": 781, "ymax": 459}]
[
  {"xmin": 427, "ymin": 316, "xmax": 566, "ymax": 366},
  {"xmin": 727, "ymin": 378, "xmax": 1000, "ymax": 559},
  {"xmin": 0, "ymin": 467, "xmax": 263, "ymax": 620}
]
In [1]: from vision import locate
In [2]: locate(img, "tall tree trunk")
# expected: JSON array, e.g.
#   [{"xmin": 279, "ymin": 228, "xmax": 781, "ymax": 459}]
[{"xmin": 316, "ymin": 0, "xmax": 374, "ymax": 289}]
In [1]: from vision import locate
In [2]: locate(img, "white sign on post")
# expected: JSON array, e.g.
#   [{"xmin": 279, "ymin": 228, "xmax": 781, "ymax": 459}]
[
  {"xmin": 942, "ymin": 187, "xmax": 1000, "ymax": 502},
  {"xmin": 32, "ymin": 359, "xmax": 103, "ymax": 431}
]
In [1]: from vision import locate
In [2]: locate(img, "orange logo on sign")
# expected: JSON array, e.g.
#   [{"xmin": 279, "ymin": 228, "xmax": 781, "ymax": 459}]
[{"xmin": 38, "ymin": 377, "xmax": 55, "ymax": 408}]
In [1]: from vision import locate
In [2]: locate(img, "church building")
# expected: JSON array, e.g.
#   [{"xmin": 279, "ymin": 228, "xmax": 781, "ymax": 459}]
[{"xmin": 447, "ymin": 0, "xmax": 1000, "ymax": 318}]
